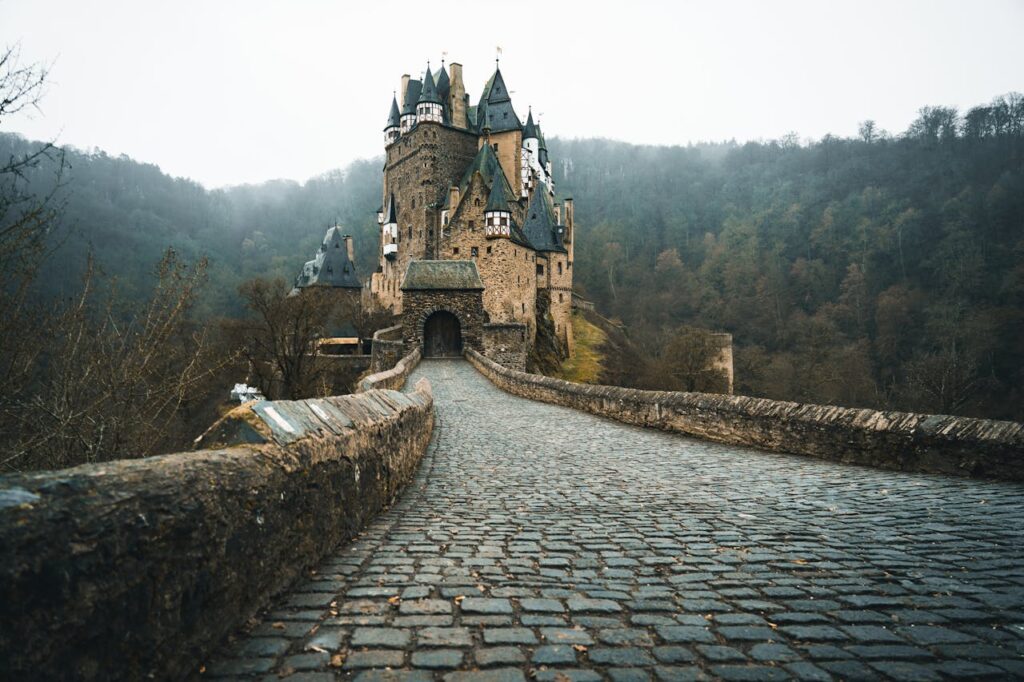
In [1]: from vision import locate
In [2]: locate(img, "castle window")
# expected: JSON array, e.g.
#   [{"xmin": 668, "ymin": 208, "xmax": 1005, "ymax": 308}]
[
  {"xmin": 537, "ymin": 264, "xmax": 544, "ymax": 275},
  {"xmin": 474, "ymin": 198, "xmax": 481, "ymax": 207},
  {"xmin": 412, "ymin": 198, "xmax": 416, "ymax": 208},
  {"xmin": 471, "ymin": 247, "xmax": 478, "ymax": 257},
  {"xmin": 493, "ymin": 143, "xmax": 498, "ymax": 151},
  {"xmin": 522, "ymin": 303, "xmax": 525, "ymax": 313},
  {"xmin": 558, "ymin": 262, "xmax": 563, "ymax": 275},
  {"xmin": 453, "ymin": 247, "xmax": 459, "ymax": 255},
  {"xmin": 487, "ymin": 246, "xmax": 492, "ymax": 255},
  {"xmin": 408, "ymin": 226, "xmax": 412, "ymax": 239},
  {"xmin": 469, "ymin": 220, "xmax": 475, "ymax": 229}
]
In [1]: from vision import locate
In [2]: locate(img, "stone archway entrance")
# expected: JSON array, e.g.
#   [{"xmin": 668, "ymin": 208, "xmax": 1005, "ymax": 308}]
[{"xmin": 423, "ymin": 310, "xmax": 463, "ymax": 357}]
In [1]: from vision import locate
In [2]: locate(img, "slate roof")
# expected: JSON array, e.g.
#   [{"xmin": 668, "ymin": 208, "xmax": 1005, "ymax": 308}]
[
  {"xmin": 436, "ymin": 65, "xmax": 450, "ymax": 100},
  {"xmin": 442, "ymin": 143, "xmax": 532, "ymax": 248},
  {"xmin": 476, "ymin": 67, "xmax": 521, "ymax": 133},
  {"xmin": 402, "ymin": 80, "xmax": 422, "ymax": 115},
  {"xmin": 485, "ymin": 168, "xmax": 512, "ymax": 212},
  {"xmin": 418, "ymin": 66, "xmax": 441, "ymax": 104},
  {"xmin": 296, "ymin": 226, "xmax": 361, "ymax": 289},
  {"xmin": 401, "ymin": 260, "xmax": 484, "ymax": 290},
  {"xmin": 523, "ymin": 109, "xmax": 538, "ymax": 140},
  {"xmin": 522, "ymin": 182, "xmax": 567, "ymax": 253},
  {"xmin": 384, "ymin": 96, "xmax": 401, "ymax": 130}
]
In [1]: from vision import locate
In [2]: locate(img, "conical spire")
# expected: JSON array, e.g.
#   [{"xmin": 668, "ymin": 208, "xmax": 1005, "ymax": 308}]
[
  {"xmin": 478, "ymin": 99, "xmax": 490, "ymax": 133},
  {"xmin": 523, "ymin": 108, "xmax": 538, "ymax": 140},
  {"xmin": 485, "ymin": 171, "xmax": 511, "ymax": 213},
  {"xmin": 418, "ymin": 63, "xmax": 441, "ymax": 104},
  {"xmin": 436, "ymin": 63, "xmax": 450, "ymax": 98},
  {"xmin": 384, "ymin": 95, "xmax": 400, "ymax": 130}
]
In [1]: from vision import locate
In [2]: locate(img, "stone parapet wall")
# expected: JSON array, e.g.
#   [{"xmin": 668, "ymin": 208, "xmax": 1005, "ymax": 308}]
[
  {"xmin": 370, "ymin": 324, "xmax": 405, "ymax": 372},
  {"xmin": 482, "ymin": 322, "xmax": 528, "ymax": 371},
  {"xmin": 466, "ymin": 349, "xmax": 1024, "ymax": 481},
  {"xmin": 358, "ymin": 347, "xmax": 422, "ymax": 393},
  {"xmin": 0, "ymin": 382, "xmax": 435, "ymax": 681}
]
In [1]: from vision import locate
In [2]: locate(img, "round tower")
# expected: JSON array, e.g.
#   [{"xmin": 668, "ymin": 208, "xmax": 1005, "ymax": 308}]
[
  {"xmin": 384, "ymin": 94, "xmax": 401, "ymax": 145},
  {"xmin": 416, "ymin": 63, "xmax": 443, "ymax": 124},
  {"xmin": 484, "ymin": 176, "xmax": 512, "ymax": 239}
]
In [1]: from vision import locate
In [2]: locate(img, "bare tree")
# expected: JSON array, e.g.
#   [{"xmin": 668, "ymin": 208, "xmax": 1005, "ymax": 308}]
[
  {"xmin": 1, "ymin": 249, "xmax": 233, "ymax": 471},
  {"xmin": 0, "ymin": 44, "xmax": 68, "ymax": 398},
  {"xmin": 234, "ymin": 279, "xmax": 343, "ymax": 400}
]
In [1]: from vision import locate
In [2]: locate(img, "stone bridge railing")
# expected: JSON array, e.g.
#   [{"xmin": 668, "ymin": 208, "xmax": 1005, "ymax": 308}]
[
  {"xmin": 466, "ymin": 348, "xmax": 1024, "ymax": 481},
  {"xmin": 0, "ymin": 380, "xmax": 434, "ymax": 681},
  {"xmin": 358, "ymin": 347, "xmax": 421, "ymax": 393}
]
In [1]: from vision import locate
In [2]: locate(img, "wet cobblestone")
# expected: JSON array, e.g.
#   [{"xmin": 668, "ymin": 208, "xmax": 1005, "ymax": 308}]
[{"xmin": 207, "ymin": 359, "xmax": 1024, "ymax": 679}]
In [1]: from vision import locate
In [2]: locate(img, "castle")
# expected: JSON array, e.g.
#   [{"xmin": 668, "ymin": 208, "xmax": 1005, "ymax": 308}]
[{"xmin": 368, "ymin": 59, "xmax": 575, "ymax": 361}]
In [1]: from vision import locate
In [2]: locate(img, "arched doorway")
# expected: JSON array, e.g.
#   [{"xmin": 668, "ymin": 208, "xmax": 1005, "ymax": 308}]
[{"xmin": 423, "ymin": 311, "xmax": 463, "ymax": 357}]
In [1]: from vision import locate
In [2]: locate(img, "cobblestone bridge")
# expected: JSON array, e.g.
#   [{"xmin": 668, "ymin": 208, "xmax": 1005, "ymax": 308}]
[{"xmin": 209, "ymin": 360, "xmax": 1024, "ymax": 681}]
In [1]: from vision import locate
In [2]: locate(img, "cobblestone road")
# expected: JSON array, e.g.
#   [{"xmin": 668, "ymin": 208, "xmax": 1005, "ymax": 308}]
[{"xmin": 208, "ymin": 359, "xmax": 1024, "ymax": 681}]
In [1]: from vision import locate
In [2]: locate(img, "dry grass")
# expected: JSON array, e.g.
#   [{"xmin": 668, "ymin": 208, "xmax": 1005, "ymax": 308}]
[{"xmin": 556, "ymin": 312, "xmax": 607, "ymax": 384}]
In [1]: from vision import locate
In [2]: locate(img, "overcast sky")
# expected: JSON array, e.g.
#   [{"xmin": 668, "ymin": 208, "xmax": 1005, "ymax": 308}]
[{"xmin": 2, "ymin": 0, "xmax": 1022, "ymax": 188}]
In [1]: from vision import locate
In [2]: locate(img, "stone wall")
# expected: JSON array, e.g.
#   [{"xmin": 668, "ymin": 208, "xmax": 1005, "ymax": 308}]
[
  {"xmin": 442, "ymin": 173, "xmax": 537, "ymax": 338},
  {"xmin": 0, "ymin": 382, "xmax": 435, "ymax": 681},
  {"xmin": 370, "ymin": 324, "xmax": 405, "ymax": 372},
  {"xmin": 358, "ymin": 347, "xmax": 422, "ymax": 392},
  {"xmin": 378, "ymin": 122, "xmax": 480, "ymax": 312},
  {"xmin": 466, "ymin": 349, "xmax": 1024, "ymax": 481},
  {"xmin": 402, "ymin": 289, "xmax": 485, "ymax": 353},
  {"xmin": 482, "ymin": 322, "xmax": 528, "ymax": 371}
]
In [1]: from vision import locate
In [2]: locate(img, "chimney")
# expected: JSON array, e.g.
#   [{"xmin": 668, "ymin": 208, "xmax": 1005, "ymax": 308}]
[
  {"xmin": 344, "ymin": 235, "xmax": 355, "ymax": 263},
  {"xmin": 449, "ymin": 185, "xmax": 460, "ymax": 214},
  {"xmin": 554, "ymin": 203, "xmax": 561, "ymax": 225},
  {"xmin": 449, "ymin": 63, "xmax": 467, "ymax": 129},
  {"xmin": 564, "ymin": 198, "xmax": 574, "ymax": 231},
  {"xmin": 400, "ymin": 74, "xmax": 411, "ymax": 108}
]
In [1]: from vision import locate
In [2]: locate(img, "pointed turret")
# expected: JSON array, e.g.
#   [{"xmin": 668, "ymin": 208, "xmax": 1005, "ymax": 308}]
[
  {"xmin": 523, "ymin": 108, "xmax": 538, "ymax": 141},
  {"xmin": 484, "ymin": 165, "xmax": 513, "ymax": 239},
  {"xmin": 400, "ymin": 77, "xmax": 421, "ymax": 133},
  {"xmin": 477, "ymin": 65, "xmax": 521, "ymax": 133},
  {"xmin": 416, "ymin": 63, "xmax": 443, "ymax": 123},
  {"xmin": 384, "ymin": 95, "xmax": 401, "ymax": 145}
]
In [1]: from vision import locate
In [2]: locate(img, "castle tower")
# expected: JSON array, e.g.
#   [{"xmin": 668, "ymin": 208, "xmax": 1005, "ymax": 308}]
[
  {"xmin": 484, "ymin": 174, "xmax": 512, "ymax": 239},
  {"xmin": 384, "ymin": 95, "xmax": 400, "ymax": 145},
  {"xmin": 477, "ymin": 64, "xmax": 522, "ymax": 193},
  {"xmin": 400, "ymin": 76, "xmax": 420, "ymax": 134},
  {"xmin": 416, "ymin": 64, "xmax": 443, "ymax": 124}
]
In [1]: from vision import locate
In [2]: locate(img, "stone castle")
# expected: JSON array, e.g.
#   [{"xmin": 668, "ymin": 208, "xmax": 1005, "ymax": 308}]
[{"xmin": 369, "ymin": 59, "xmax": 575, "ymax": 360}]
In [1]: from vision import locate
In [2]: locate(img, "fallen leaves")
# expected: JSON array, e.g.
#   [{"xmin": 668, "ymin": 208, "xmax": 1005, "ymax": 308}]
[{"xmin": 330, "ymin": 653, "xmax": 346, "ymax": 668}]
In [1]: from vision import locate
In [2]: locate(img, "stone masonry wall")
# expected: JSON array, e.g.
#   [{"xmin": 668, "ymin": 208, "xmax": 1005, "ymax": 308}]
[
  {"xmin": 379, "ymin": 122, "xmax": 479, "ymax": 312},
  {"xmin": 443, "ymin": 173, "xmax": 536, "ymax": 340},
  {"xmin": 359, "ymin": 347, "xmax": 421, "ymax": 392},
  {"xmin": 482, "ymin": 322, "xmax": 528, "ymax": 371},
  {"xmin": 402, "ymin": 289, "xmax": 485, "ymax": 353},
  {"xmin": 370, "ymin": 324, "xmax": 405, "ymax": 372},
  {"xmin": 466, "ymin": 349, "xmax": 1024, "ymax": 481},
  {"xmin": 0, "ymin": 383, "xmax": 435, "ymax": 681}
]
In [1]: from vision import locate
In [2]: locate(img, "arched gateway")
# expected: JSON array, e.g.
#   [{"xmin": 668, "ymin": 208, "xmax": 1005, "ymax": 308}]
[
  {"xmin": 423, "ymin": 310, "xmax": 463, "ymax": 357},
  {"xmin": 401, "ymin": 260, "xmax": 485, "ymax": 356}
]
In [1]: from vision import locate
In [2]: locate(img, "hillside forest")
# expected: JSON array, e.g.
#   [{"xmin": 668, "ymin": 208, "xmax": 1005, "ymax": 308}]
[{"xmin": 3, "ymin": 90, "xmax": 1023, "ymax": 471}]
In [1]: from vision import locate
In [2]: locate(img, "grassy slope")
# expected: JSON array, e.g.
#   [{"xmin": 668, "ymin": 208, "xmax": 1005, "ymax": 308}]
[{"xmin": 555, "ymin": 312, "xmax": 608, "ymax": 384}]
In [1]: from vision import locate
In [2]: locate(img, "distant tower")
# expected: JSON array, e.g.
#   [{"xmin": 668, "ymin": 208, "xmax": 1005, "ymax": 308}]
[{"xmin": 384, "ymin": 95, "xmax": 400, "ymax": 145}]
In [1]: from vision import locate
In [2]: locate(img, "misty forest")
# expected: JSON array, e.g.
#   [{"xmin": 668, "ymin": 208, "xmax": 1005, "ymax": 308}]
[{"xmin": 3, "ymin": 84, "xmax": 1023, "ymax": 470}]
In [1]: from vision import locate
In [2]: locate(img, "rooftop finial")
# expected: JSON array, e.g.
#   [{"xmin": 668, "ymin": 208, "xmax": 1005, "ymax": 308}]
[{"xmin": 496, "ymin": 45, "xmax": 502, "ymax": 67}]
